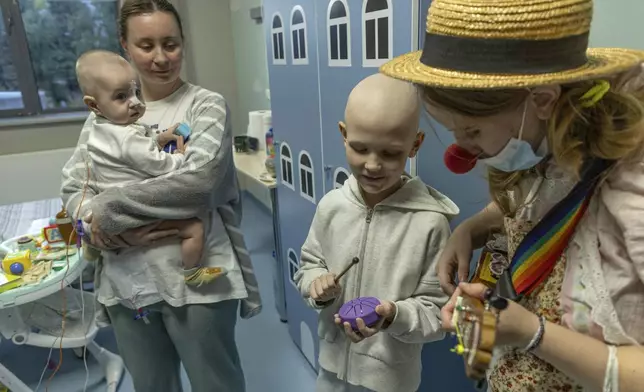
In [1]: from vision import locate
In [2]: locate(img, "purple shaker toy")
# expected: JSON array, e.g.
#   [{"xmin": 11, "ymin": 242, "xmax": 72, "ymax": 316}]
[{"xmin": 338, "ymin": 297, "xmax": 381, "ymax": 331}]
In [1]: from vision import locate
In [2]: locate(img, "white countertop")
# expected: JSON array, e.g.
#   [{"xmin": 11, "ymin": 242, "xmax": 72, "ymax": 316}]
[{"xmin": 233, "ymin": 150, "xmax": 277, "ymax": 189}]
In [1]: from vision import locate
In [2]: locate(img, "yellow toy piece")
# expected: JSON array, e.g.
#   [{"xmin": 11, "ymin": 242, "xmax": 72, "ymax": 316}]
[
  {"xmin": 2, "ymin": 250, "xmax": 33, "ymax": 275},
  {"xmin": 0, "ymin": 273, "xmax": 22, "ymax": 294},
  {"xmin": 451, "ymin": 344, "xmax": 466, "ymax": 355}
]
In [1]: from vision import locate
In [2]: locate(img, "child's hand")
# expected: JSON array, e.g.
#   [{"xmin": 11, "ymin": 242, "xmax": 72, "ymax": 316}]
[
  {"xmin": 173, "ymin": 136, "xmax": 186, "ymax": 154},
  {"xmin": 309, "ymin": 273, "xmax": 341, "ymax": 303},
  {"xmin": 156, "ymin": 123, "xmax": 181, "ymax": 148},
  {"xmin": 334, "ymin": 300, "xmax": 397, "ymax": 343}
]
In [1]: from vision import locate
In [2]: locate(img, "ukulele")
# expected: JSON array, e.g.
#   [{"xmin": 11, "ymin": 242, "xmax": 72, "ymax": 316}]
[{"xmin": 451, "ymin": 290, "xmax": 508, "ymax": 381}]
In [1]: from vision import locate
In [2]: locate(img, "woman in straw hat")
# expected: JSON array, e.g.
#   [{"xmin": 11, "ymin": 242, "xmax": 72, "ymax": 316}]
[{"xmin": 382, "ymin": 0, "xmax": 644, "ymax": 391}]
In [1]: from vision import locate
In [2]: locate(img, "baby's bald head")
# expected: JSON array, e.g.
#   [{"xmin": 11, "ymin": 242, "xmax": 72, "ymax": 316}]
[
  {"xmin": 76, "ymin": 50, "xmax": 145, "ymax": 125},
  {"xmin": 76, "ymin": 50, "xmax": 134, "ymax": 97},
  {"xmin": 344, "ymin": 73, "xmax": 420, "ymax": 140}
]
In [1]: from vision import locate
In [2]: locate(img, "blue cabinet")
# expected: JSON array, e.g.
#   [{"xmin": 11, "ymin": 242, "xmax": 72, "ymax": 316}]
[
  {"xmin": 265, "ymin": 0, "xmax": 323, "ymax": 369},
  {"xmin": 265, "ymin": 0, "xmax": 484, "ymax": 389}
]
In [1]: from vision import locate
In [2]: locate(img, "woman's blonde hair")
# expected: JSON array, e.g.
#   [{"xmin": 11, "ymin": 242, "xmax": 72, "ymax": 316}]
[{"xmin": 418, "ymin": 76, "xmax": 644, "ymax": 215}]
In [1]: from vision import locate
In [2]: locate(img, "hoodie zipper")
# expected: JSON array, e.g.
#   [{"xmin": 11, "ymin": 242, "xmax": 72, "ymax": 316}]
[{"xmin": 343, "ymin": 208, "xmax": 374, "ymax": 380}]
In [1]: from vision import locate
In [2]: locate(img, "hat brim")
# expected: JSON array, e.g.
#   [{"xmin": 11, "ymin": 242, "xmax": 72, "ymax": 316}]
[{"xmin": 380, "ymin": 48, "xmax": 644, "ymax": 90}]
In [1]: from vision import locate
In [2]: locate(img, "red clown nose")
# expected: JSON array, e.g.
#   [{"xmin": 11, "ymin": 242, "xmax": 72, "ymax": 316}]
[{"xmin": 444, "ymin": 144, "xmax": 478, "ymax": 174}]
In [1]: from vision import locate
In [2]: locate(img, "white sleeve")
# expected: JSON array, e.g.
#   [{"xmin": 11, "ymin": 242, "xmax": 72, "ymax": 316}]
[
  {"xmin": 121, "ymin": 131, "xmax": 185, "ymax": 177},
  {"xmin": 61, "ymin": 114, "xmax": 97, "ymax": 227}
]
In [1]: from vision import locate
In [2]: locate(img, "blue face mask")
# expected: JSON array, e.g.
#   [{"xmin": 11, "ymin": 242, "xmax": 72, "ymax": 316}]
[{"xmin": 479, "ymin": 100, "xmax": 546, "ymax": 172}]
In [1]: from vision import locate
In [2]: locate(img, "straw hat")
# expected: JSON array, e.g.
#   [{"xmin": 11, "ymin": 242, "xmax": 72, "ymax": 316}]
[{"xmin": 380, "ymin": 0, "xmax": 644, "ymax": 89}]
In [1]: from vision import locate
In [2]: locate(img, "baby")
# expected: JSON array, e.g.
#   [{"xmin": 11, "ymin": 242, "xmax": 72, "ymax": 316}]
[
  {"xmin": 295, "ymin": 73, "xmax": 458, "ymax": 392},
  {"xmin": 76, "ymin": 50, "xmax": 225, "ymax": 286}
]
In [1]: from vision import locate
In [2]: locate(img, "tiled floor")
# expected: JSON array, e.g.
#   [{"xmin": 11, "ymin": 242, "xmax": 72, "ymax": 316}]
[{"xmin": 0, "ymin": 195, "xmax": 317, "ymax": 391}]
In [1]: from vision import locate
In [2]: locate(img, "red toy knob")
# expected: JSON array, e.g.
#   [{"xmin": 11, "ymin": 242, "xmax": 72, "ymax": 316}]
[{"xmin": 444, "ymin": 144, "xmax": 478, "ymax": 174}]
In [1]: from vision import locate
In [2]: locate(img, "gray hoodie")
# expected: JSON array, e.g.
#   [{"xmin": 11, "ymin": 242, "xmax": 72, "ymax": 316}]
[{"xmin": 295, "ymin": 174, "xmax": 459, "ymax": 392}]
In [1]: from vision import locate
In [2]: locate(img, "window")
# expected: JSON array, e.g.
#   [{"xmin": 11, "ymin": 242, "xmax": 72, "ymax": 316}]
[
  {"xmin": 290, "ymin": 6, "xmax": 308, "ymax": 65},
  {"xmin": 362, "ymin": 0, "xmax": 392, "ymax": 67},
  {"xmin": 327, "ymin": 0, "xmax": 350, "ymax": 67},
  {"xmin": 288, "ymin": 248, "xmax": 299, "ymax": 288},
  {"xmin": 280, "ymin": 142, "xmax": 294, "ymax": 190},
  {"xmin": 333, "ymin": 167, "xmax": 350, "ymax": 189},
  {"xmin": 0, "ymin": 0, "xmax": 121, "ymax": 118},
  {"xmin": 299, "ymin": 150, "xmax": 315, "ymax": 203},
  {"xmin": 271, "ymin": 13, "xmax": 286, "ymax": 65}
]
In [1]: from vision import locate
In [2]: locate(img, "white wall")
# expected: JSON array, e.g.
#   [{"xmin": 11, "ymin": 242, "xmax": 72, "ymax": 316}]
[
  {"xmin": 590, "ymin": 0, "xmax": 644, "ymax": 49},
  {"xmin": 230, "ymin": 0, "xmax": 271, "ymax": 135},
  {"xmin": 0, "ymin": 148, "xmax": 75, "ymax": 205},
  {"xmin": 177, "ymin": 0, "xmax": 239, "ymax": 127},
  {"xmin": 0, "ymin": 120, "xmax": 83, "ymax": 156}
]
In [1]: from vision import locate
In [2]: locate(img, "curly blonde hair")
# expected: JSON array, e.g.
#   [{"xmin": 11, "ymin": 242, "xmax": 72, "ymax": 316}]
[{"xmin": 418, "ymin": 75, "xmax": 644, "ymax": 215}]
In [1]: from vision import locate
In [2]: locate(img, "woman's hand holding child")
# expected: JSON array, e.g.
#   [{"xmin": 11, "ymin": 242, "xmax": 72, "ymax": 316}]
[{"xmin": 84, "ymin": 212, "xmax": 179, "ymax": 249}]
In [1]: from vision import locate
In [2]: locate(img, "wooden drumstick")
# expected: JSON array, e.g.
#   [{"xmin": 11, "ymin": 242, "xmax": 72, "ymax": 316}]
[{"xmin": 334, "ymin": 257, "xmax": 360, "ymax": 283}]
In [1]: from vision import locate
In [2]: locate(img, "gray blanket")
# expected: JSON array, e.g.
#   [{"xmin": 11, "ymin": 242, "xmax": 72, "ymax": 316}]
[{"xmin": 60, "ymin": 89, "xmax": 261, "ymax": 319}]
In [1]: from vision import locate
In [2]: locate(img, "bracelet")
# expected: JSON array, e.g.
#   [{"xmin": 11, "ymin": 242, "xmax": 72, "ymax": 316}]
[{"xmin": 523, "ymin": 315, "xmax": 546, "ymax": 352}]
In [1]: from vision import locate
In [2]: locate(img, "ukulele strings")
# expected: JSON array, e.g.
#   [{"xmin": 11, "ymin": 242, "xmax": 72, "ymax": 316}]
[{"xmin": 450, "ymin": 301, "xmax": 466, "ymax": 356}]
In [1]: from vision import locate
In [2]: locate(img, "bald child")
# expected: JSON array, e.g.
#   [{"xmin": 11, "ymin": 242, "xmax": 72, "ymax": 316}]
[
  {"xmin": 76, "ymin": 50, "xmax": 226, "ymax": 287},
  {"xmin": 294, "ymin": 73, "xmax": 457, "ymax": 392}
]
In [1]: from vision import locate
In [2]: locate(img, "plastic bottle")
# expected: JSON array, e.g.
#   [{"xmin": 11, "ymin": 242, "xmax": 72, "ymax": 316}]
[
  {"xmin": 55, "ymin": 206, "xmax": 76, "ymax": 245},
  {"xmin": 265, "ymin": 125, "xmax": 276, "ymax": 178}
]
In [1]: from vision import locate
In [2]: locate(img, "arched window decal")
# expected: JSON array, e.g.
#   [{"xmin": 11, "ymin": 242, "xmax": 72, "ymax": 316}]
[
  {"xmin": 280, "ymin": 142, "xmax": 295, "ymax": 190},
  {"xmin": 298, "ymin": 150, "xmax": 316, "ymax": 203},
  {"xmin": 288, "ymin": 249, "xmax": 299, "ymax": 288},
  {"xmin": 365, "ymin": 0, "xmax": 388, "ymax": 12},
  {"xmin": 327, "ymin": 0, "xmax": 351, "ymax": 67},
  {"xmin": 333, "ymin": 167, "xmax": 350, "ymax": 189},
  {"xmin": 271, "ymin": 13, "xmax": 286, "ymax": 65},
  {"xmin": 330, "ymin": 0, "xmax": 347, "ymax": 17},
  {"xmin": 362, "ymin": 0, "xmax": 392, "ymax": 67},
  {"xmin": 290, "ymin": 6, "xmax": 309, "ymax": 65}
]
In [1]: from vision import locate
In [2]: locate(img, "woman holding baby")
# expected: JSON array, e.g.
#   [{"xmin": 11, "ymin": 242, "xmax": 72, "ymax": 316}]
[{"xmin": 61, "ymin": 1, "xmax": 257, "ymax": 391}]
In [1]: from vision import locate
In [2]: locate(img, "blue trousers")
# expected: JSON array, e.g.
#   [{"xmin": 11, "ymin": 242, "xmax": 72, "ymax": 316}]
[{"xmin": 107, "ymin": 300, "xmax": 245, "ymax": 392}]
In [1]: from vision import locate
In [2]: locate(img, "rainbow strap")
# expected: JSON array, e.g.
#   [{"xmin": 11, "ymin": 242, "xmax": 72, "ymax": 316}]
[{"xmin": 509, "ymin": 159, "xmax": 611, "ymax": 295}]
